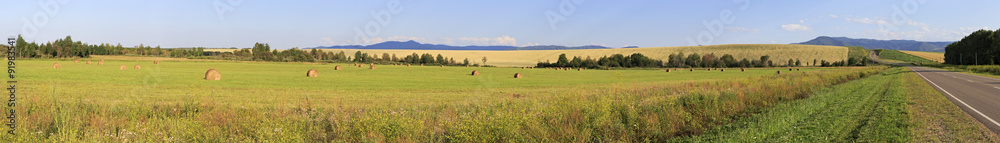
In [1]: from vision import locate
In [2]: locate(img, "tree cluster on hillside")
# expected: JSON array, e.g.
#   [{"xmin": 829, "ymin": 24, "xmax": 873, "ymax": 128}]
[
  {"xmin": 945, "ymin": 28, "xmax": 1000, "ymax": 65},
  {"xmin": 535, "ymin": 53, "xmax": 663, "ymax": 69}
]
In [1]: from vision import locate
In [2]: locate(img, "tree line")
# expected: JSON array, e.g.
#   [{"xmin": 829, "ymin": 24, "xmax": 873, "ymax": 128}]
[
  {"xmin": 9, "ymin": 35, "xmax": 205, "ymax": 59},
  {"xmin": 944, "ymin": 28, "xmax": 1000, "ymax": 65},
  {"xmin": 536, "ymin": 53, "xmax": 662, "ymax": 68},
  {"xmin": 8, "ymin": 35, "xmax": 483, "ymax": 66},
  {"xmin": 536, "ymin": 52, "xmax": 863, "ymax": 69}
]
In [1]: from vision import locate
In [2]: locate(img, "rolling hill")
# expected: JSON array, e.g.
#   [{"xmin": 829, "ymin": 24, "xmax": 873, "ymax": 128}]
[
  {"xmin": 313, "ymin": 40, "xmax": 612, "ymax": 51},
  {"xmin": 314, "ymin": 44, "xmax": 849, "ymax": 67},
  {"xmin": 795, "ymin": 36, "xmax": 953, "ymax": 52}
]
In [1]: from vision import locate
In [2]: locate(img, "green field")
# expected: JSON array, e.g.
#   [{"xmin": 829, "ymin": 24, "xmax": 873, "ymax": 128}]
[
  {"xmin": 3, "ymin": 57, "xmax": 866, "ymax": 141},
  {"xmin": 2, "ymin": 57, "xmax": 993, "ymax": 142},
  {"xmin": 15, "ymin": 58, "xmax": 830, "ymax": 109},
  {"xmin": 875, "ymin": 49, "xmax": 935, "ymax": 63}
]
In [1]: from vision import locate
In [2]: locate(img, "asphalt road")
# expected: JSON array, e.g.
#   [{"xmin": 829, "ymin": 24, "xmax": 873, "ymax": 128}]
[{"xmin": 870, "ymin": 51, "xmax": 1000, "ymax": 134}]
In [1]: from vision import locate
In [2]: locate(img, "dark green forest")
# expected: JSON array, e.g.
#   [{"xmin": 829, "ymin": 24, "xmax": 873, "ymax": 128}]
[{"xmin": 945, "ymin": 28, "xmax": 1000, "ymax": 65}]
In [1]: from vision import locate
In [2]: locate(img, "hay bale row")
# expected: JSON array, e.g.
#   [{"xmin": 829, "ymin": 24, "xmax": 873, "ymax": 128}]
[
  {"xmin": 205, "ymin": 69, "xmax": 221, "ymax": 80},
  {"xmin": 307, "ymin": 69, "xmax": 318, "ymax": 77}
]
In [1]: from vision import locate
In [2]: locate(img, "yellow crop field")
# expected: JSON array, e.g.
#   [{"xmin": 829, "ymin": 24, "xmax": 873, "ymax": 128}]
[
  {"xmin": 206, "ymin": 44, "xmax": 849, "ymax": 67},
  {"xmin": 900, "ymin": 50, "xmax": 945, "ymax": 63}
]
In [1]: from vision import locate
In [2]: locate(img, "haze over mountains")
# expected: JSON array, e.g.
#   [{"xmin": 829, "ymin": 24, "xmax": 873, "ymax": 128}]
[
  {"xmin": 794, "ymin": 36, "xmax": 954, "ymax": 52},
  {"xmin": 313, "ymin": 40, "xmax": 613, "ymax": 51}
]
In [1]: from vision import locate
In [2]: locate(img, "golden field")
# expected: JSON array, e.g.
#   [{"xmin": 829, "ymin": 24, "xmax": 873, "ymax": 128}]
[{"xmin": 205, "ymin": 44, "xmax": 849, "ymax": 67}]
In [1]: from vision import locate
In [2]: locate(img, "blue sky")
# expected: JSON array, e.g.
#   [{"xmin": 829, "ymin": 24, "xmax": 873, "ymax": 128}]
[{"xmin": 2, "ymin": 0, "xmax": 997, "ymax": 49}]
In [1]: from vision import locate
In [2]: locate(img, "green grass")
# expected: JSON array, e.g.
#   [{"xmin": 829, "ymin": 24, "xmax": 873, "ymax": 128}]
[
  {"xmin": 847, "ymin": 46, "xmax": 868, "ymax": 61},
  {"xmin": 673, "ymin": 67, "xmax": 998, "ymax": 142},
  {"xmin": 1, "ymin": 58, "xmax": 882, "ymax": 142},
  {"xmin": 874, "ymin": 49, "xmax": 935, "ymax": 63},
  {"xmin": 13, "ymin": 59, "xmax": 831, "ymax": 109}
]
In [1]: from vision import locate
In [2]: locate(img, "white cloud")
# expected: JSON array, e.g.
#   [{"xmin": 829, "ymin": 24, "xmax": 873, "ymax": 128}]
[
  {"xmin": 828, "ymin": 14, "xmax": 839, "ymax": 18},
  {"xmin": 725, "ymin": 27, "xmax": 760, "ymax": 33},
  {"xmin": 781, "ymin": 24, "xmax": 812, "ymax": 32},
  {"xmin": 958, "ymin": 26, "xmax": 991, "ymax": 32}
]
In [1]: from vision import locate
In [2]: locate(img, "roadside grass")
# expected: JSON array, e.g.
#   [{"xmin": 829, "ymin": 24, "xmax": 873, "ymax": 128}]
[
  {"xmin": 673, "ymin": 67, "xmax": 997, "ymax": 142},
  {"xmin": 874, "ymin": 49, "xmax": 935, "ymax": 63},
  {"xmin": 1, "ymin": 59, "xmax": 880, "ymax": 142},
  {"xmin": 904, "ymin": 66, "xmax": 999, "ymax": 142}
]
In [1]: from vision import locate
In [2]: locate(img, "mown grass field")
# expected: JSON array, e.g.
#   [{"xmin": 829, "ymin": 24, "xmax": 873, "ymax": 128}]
[
  {"xmin": 207, "ymin": 44, "xmax": 849, "ymax": 67},
  {"xmin": 3, "ymin": 56, "xmax": 874, "ymax": 142},
  {"xmin": 875, "ymin": 49, "xmax": 935, "ymax": 63},
  {"xmin": 900, "ymin": 50, "xmax": 945, "ymax": 63},
  {"xmin": 675, "ymin": 67, "xmax": 997, "ymax": 142}
]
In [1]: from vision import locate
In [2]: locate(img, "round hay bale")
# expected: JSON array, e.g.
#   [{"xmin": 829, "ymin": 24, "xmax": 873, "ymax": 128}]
[
  {"xmin": 153, "ymin": 61, "xmax": 159, "ymax": 64},
  {"xmin": 52, "ymin": 63, "xmax": 61, "ymax": 68},
  {"xmin": 98, "ymin": 61, "xmax": 104, "ymax": 65},
  {"xmin": 466, "ymin": 65, "xmax": 469, "ymax": 67},
  {"xmin": 789, "ymin": 68, "xmax": 793, "ymax": 71},
  {"xmin": 721, "ymin": 69, "xmax": 725, "ymax": 72},
  {"xmin": 134, "ymin": 64, "xmax": 141, "ymax": 69},
  {"xmin": 577, "ymin": 68, "xmax": 582, "ymax": 71},
  {"xmin": 370, "ymin": 63, "xmax": 374, "ymax": 67},
  {"xmin": 471, "ymin": 70, "xmax": 479, "ymax": 76},
  {"xmin": 119, "ymin": 65, "xmax": 127, "ymax": 70},
  {"xmin": 706, "ymin": 68, "xmax": 710, "ymax": 71},
  {"xmin": 796, "ymin": 68, "xmax": 800, "ymax": 71},
  {"xmin": 690, "ymin": 69, "xmax": 693, "ymax": 72},
  {"xmin": 74, "ymin": 60, "xmax": 79, "ymax": 63},
  {"xmin": 86, "ymin": 61, "xmax": 92, "ymax": 64},
  {"xmin": 666, "ymin": 69, "xmax": 670, "ymax": 72},
  {"xmin": 204, "ymin": 69, "xmax": 222, "ymax": 80},
  {"xmin": 530, "ymin": 67, "xmax": 534, "ymax": 69},
  {"xmin": 420, "ymin": 64, "xmax": 424, "ymax": 66},
  {"xmin": 407, "ymin": 64, "xmax": 411, "ymax": 67},
  {"xmin": 777, "ymin": 71, "xmax": 782, "ymax": 74},
  {"xmin": 369, "ymin": 65, "xmax": 375, "ymax": 69},
  {"xmin": 514, "ymin": 73, "xmax": 522, "ymax": 78},
  {"xmin": 306, "ymin": 69, "xmax": 318, "ymax": 77},
  {"xmin": 606, "ymin": 68, "xmax": 610, "ymax": 70},
  {"xmin": 441, "ymin": 65, "xmax": 445, "ymax": 67},
  {"xmin": 358, "ymin": 64, "xmax": 362, "ymax": 68},
  {"xmin": 335, "ymin": 65, "xmax": 342, "ymax": 70},
  {"xmin": 741, "ymin": 68, "xmax": 745, "ymax": 72}
]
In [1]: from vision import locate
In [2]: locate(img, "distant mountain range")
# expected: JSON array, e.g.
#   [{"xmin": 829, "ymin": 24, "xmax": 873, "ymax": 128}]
[
  {"xmin": 312, "ymin": 40, "xmax": 612, "ymax": 50},
  {"xmin": 794, "ymin": 36, "xmax": 954, "ymax": 52}
]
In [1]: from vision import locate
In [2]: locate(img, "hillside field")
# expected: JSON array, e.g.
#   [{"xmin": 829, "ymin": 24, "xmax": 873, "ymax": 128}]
[
  {"xmin": 206, "ymin": 44, "xmax": 849, "ymax": 67},
  {"xmin": 900, "ymin": 50, "xmax": 945, "ymax": 63}
]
